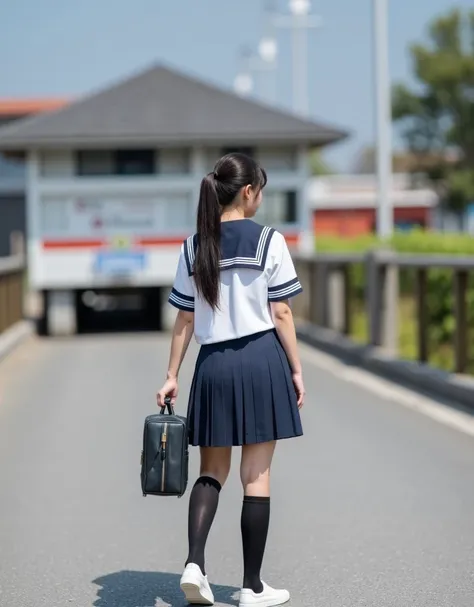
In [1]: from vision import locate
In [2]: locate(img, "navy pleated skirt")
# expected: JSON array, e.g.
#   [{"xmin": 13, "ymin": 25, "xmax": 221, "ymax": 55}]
[{"xmin": 187, "ymin": 329, "xmax": 303, "ymax": 447}]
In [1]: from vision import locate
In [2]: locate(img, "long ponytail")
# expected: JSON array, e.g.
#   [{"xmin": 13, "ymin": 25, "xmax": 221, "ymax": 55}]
[
  {"xmin": 194, "ymin": 173, "xmax": 221, "ymax": 309},
  {"xmin": 193, "ymin": 153, "xmax": 267, "ymax": 310}
]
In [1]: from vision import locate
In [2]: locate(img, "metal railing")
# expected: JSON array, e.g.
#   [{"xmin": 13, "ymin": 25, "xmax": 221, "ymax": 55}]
[{"xmin": 293, "ymin": 250, "xmax": 474, "ymax": 374}]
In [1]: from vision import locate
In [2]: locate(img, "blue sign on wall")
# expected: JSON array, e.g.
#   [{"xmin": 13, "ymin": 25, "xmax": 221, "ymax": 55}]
[{"xmin": 95, "ymin": 250, "xmax": 146, "ymax": 275}]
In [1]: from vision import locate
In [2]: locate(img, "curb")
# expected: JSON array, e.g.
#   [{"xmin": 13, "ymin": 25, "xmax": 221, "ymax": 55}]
[
  {"xmin": 296, "ymin": 321, "xmax": 474, "ymax": 413},
  {"xmin": 0, "ymin": 320, "xmax": 35, "ymax": 364}
]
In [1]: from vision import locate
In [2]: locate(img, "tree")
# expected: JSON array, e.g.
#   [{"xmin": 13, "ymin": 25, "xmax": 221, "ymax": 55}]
[{"xmin": 392, "ymin": 8, "xmax": 474, "ymax": 212}]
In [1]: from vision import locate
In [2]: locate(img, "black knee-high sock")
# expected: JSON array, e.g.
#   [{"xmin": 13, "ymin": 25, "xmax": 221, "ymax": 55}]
[
  {"xmin": 241, "ymin": 496, "xmax": 270, "ymax": 593},
  {"xmin": 185, "ymin": 476, "xmax": 222, "ymax": 575}
]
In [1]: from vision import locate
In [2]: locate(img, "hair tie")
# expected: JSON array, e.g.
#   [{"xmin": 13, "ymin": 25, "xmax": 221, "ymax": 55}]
[{"xmin": 213, "ymin": 171, "xmax": 219, "ymax": 180}]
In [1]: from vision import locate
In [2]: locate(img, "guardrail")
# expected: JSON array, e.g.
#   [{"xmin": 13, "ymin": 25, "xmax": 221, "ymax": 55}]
[
  {"xmin": 293, "ymin": 250, "xmax": 474, "ymax": 374},
  {"xmin": 0, "ymin": 250, "xmax": 25, "ymax": 334}
]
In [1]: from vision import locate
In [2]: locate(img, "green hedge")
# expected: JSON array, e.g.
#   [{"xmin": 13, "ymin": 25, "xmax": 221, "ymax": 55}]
[
  {"xmin": 316, "ymin": 230, "xmax": 474, "ymax": 255},
  {"xmin": 315, "ymin": 230, "xmax": 474, "ymax": 373}
]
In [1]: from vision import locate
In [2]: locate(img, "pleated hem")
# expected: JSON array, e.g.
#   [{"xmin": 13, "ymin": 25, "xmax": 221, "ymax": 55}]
[{"xmin": 188, "ymin": 429, "xmax": 304, "ymax": 448}]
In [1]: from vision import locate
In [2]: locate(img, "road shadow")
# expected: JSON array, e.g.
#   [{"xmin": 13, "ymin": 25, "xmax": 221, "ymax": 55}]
[{"xmin": 92, "ymin": 570, "xmax": 240, "ymax": 607}]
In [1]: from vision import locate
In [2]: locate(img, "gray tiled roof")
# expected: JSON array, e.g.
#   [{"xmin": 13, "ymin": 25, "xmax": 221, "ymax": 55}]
[{"xmin": 0, "ymin": 64, "xmax": 348, "ymax": 149}]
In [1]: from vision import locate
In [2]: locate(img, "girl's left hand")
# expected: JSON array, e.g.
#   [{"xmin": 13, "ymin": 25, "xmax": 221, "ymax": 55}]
[{"xmin": 157, "ymin": 377, "xmax": 179, "ymax": 408}]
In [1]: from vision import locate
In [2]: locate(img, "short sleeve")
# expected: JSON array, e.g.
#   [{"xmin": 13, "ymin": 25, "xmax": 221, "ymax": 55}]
[
  {"xmin": 168, "ymin": 246, "xmax": 195, "ymax": 312},
  {"xmin": 267, "ymin": 233, "xmax": 303, "ymax": 302}
]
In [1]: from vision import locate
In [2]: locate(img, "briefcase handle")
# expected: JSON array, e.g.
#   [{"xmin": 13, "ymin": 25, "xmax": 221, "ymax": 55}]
[{"xmin": 160, "ymin": 396, "xmax": 175, "ymax": 416}]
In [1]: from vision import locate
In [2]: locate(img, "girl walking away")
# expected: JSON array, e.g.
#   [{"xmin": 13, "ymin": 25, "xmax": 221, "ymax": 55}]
[{"xmin": 157, "ymin": 153, "xmax": 305, "ymax": 607}]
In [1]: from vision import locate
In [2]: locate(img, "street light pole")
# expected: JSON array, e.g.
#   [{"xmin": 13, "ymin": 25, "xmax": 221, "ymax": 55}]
[
  {"xmin": 234, "ymin": 6, "xmax": 278, "ymax": 108},
  {"xmin": 373, "ymin": 0, "xmax": 393, "ymax": 239},
  {"xmin": 273, "ymin": 0, "xmax": 322, "ymax": 254},
  {"xmin": 275, "ymin": 0, "xmax": 322, "ymax": 116},
  {"xmin": 257, "ymin": 1, "xmax": 279, "ymax": 105}
]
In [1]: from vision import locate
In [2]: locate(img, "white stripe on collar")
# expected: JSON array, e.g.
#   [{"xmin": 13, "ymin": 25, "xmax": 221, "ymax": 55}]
[{"xmin": 184, "ymin": 222, "xmax": 275, "ymax": 276}]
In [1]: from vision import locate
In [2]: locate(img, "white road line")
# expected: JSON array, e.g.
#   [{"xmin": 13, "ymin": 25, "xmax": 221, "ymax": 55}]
[{"xmin": 299, "ymin": 343, "xmax": 474, "ymax": 438}]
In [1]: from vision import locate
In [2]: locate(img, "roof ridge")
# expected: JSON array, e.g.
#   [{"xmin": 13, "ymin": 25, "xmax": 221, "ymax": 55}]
[
  {"xmin": 0, "ymin": 62, "xmax": 349, "ymax": 148},
  {"xmin": 153, "ymin": 61, "xmax": 346, "ymax": 132},
  {"xmin": 0, "ymin": 63, "xmax": 164, "ymax": 139}
]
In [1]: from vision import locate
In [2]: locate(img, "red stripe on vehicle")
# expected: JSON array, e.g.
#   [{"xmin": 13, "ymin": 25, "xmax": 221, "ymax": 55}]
[
  {"xmin": 137, "ymin": 237, "xmax": 189, "ymax": 246},
  {"xmin": 42, "ymin": 239, "xmax": 106, "ymax": 249},
  {"xmin": 42, "ymin": 233, "xmax": 301, "ymax": 249}
]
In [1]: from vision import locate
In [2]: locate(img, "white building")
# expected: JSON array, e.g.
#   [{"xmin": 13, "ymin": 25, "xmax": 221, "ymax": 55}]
[
  {"xmin": 308, "ymin": 173, "xmax": 438, "ymax": 236},
  {"xmin": 0, "ymin": 63, "xmax": 346, "ymax": 335}
]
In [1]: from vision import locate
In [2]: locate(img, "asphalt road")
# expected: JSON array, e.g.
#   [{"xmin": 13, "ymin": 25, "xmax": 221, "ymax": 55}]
[{"xmin": 0, "ymin": 332, "xmax": 473, "ymax": 607}]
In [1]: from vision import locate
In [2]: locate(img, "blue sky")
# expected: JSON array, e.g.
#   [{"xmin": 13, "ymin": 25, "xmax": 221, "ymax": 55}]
[{"xmin": 1, "ymin": 0, "xmax": 471, "ymax": 170}]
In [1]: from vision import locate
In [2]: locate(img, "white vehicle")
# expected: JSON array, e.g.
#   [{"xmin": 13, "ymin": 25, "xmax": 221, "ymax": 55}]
[{"xmin": 32, "ymin": 184, "xmax": 303, "ymax": 336}]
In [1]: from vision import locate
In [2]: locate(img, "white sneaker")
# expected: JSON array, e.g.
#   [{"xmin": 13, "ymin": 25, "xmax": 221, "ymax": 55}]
[
  {"xmin": 239, "ymin": 581, "xmax": 290, "ymax": 607},
  {"xmin": 180, "ymin": 563, "xmax": 215, "ymax": 605}
]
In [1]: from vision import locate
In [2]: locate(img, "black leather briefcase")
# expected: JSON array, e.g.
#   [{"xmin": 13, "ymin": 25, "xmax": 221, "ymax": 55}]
[{"xmin": 140, "ymin": 398, "xmax": 189, "ymax": 498}]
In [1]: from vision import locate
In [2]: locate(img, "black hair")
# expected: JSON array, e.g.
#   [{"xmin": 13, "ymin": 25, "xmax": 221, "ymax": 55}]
[{"xmin": 194, "ymin": 152, "xmax": 267, "ymax": 309}]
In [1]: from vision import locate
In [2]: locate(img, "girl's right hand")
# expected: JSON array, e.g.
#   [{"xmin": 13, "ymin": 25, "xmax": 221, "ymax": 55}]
[
  {"xmin": 157, "ymin": 377, "xmax": 179, "ymax": 408},
  {"xmin": 292, "ymin": 372, "xmax": 305, "ymax": 409}
]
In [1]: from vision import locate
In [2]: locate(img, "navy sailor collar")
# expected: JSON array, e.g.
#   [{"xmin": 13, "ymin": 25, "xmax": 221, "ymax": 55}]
[{"xmin": 183, "ymin": 219, "xmax": 275, "ymax": 276}]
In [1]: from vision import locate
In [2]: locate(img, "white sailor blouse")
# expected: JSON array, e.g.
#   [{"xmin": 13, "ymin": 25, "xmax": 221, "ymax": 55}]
[{"xmin": 168, "ymin": 219, "xmax": 303, "ymax": 345}]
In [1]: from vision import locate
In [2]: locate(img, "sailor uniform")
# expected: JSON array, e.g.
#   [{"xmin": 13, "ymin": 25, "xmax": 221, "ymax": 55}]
[{"xmin": 169, "ymin": 219, "xmax": 303, "ymax": 447}]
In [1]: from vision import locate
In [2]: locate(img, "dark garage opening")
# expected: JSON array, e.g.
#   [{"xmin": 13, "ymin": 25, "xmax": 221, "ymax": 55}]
[{"xmin": 75, "ymin": 287, "xmax": 162, "ymax": 334}]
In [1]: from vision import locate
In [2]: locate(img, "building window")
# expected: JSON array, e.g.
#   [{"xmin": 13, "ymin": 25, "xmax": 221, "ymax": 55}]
[
  {"xmin": 76, "ymin": 149, "xmax": 155, "ymax": 176},
  {"xmin": 77, "ymin": 151, "xmax": 115, "ymax": 176},
  {"xmin": 116, "ymin": 150, "xmax": 155, "ymax": 175},
  {"xmin": 285, "ymin": 191, "xmax": 297, "ymax": 223},
  {"xmin": 257, "ymin": 190, "xmax": 298, "ymax": 226},
  {"xmin": 40, "ymin": 151, "xmax": 74, "ymax": 178},
  {"xmin": 0, "ymin": 152, "xmax": 25, "ymax": 178}
]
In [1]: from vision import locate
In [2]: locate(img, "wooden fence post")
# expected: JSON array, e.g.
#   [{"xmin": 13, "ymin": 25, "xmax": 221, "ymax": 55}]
[
  {"xmin": 327, "ymin": 268, "xmax": 345, "ymax": 333},
  {"xmin": 416, "ymin": 268, "xmax": 428, "ymax": 363},
  {"xmin": 293, "ymin": 259, "xmax": 310, "ymax": 321},
  {"xmin": 0, "ymin": 276, "xmax": 6, "ymax": 333},
  {"xmin": 309, "ymin": 261, "xmax": 319, "ymax": 325},
  {"xmin": 454, "ymin": 270, "xmax": 468, "ymax": 374},
  {"xmin": 381, "ymin": 256, "xmax": 399, "ymax": 356},
  {"xmin": 366, "ymin": 250, "xmax": 381, "ymax": 346},
  {"xmin": 342, "ymin": 264, "xmax": 352, "ymax": 336},
  {"xmin": 10, "ymin": 231, "xmax": 25, "ymax": 257},
  {"xmin": 316, "ymin": 263, "xmax": 329, "ymax": 327},
  {"xmin": 366, "ymin": 250, "xmax": 398, "ymax": 354}
]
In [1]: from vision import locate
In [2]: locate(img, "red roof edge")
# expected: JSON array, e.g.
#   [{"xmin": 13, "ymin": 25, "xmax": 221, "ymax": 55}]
[{"xmin": 0, "ymin": 98, "xmax": 70, "ymax": 117}]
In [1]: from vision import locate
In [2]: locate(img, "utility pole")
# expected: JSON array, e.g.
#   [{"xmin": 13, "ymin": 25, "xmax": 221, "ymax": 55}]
[
  {"xmin": 257, "ymin": 0, "xmax": 279, "ymax": 105},
  {"xmin": 373, "ymin": 0, "xmax": 393, "ymax": 238},
  {"xmin": 234, "ymin": 4, "xmax": 278, "ymax": 107},
  {"xmin": 275, "ymin": 0, "xmax": 322, "ymax": 116},
  {"xmin": 274, "ymin": 1, "xmax": 322, "ymax": 253}
]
